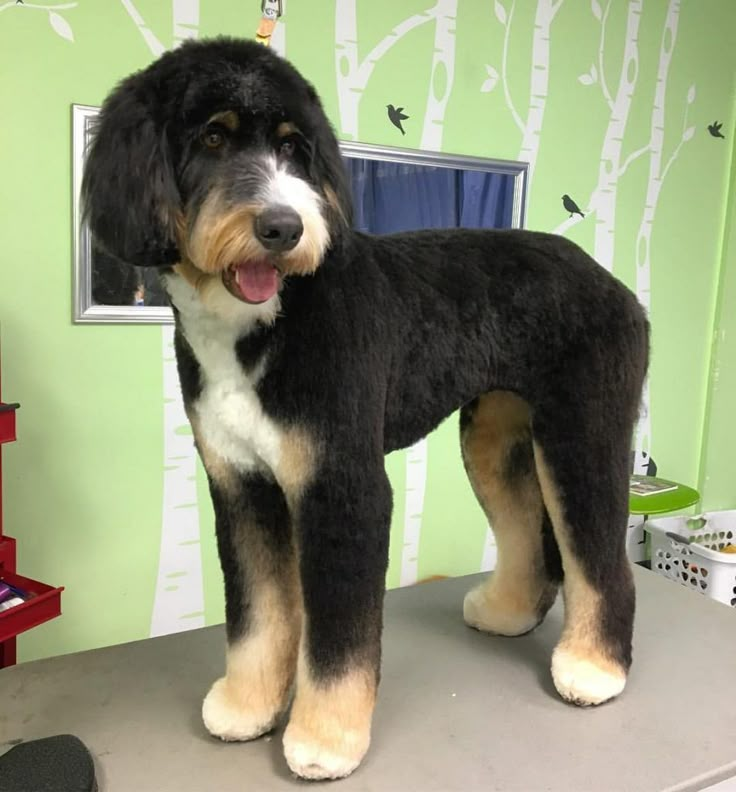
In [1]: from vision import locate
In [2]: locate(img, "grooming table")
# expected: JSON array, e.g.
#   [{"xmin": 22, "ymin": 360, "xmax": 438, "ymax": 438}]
[{"xmin": 1, "ymin": 569, "xmax": 735, "ymax": 791}]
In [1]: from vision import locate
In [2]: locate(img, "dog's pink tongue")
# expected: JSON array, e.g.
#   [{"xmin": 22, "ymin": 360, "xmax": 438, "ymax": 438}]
[{"xmin": 234, "ymin": 260, "xmax": 279, "ymax": 303}]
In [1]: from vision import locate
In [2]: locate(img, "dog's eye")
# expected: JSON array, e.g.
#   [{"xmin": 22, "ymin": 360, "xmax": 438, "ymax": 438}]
[
  {"xmin": 201, "ymin": 126, "xmax": 225, "ymax": 149},
  {"xmin": 279, "ymin": 138, "xmax": 297, "ymax": 158}
]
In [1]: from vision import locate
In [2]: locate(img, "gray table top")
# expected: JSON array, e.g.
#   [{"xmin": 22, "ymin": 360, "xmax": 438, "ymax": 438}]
[{"xmin": 1, "ymin": 568, "xmax": 735, "ymax": 792}]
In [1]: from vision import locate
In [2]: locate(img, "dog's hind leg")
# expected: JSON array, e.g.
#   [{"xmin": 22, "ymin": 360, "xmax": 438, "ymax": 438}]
[
  {"xmin": 199, "ymin": 462, "xmax": 302, "ymax": 742},
  {"xmin": 282, "ymin": 458, "xmax": 391, "ymax": 781},
  {"xmin": 531, "ymin": 397, "xmax": 635, "ymax": 707},
  {"xmin": 461, "ymin": 391, "xmax": 561, "ymax": 637}
]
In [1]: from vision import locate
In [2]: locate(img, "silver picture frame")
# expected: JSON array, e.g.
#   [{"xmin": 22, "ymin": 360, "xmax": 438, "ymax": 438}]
[{"xmin": 72, "ymin": 104, "xmax": 528, "ymax": 324}]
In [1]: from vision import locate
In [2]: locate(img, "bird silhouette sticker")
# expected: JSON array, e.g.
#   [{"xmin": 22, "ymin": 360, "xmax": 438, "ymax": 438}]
[
  {"xmin": 387, "ymin": 104, "xmax": 409, "ymax": 135},
  {"xmin": 562, "ymin": 194, "xmax": 585, "ymax": 218},
  {"xmin": 707, "ymin": 121, "xmax": 725, "ymax": 139}
]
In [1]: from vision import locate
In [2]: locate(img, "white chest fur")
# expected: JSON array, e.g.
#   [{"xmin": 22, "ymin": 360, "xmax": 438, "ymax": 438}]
[{"xmin": 164, "ymin": 272, "xmax": 283, "ymax": 475}]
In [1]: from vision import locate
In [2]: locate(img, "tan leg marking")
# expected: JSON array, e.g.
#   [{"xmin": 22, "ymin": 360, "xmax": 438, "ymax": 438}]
[
  {"xmin": 275, "ymin": 426, "xmax": 319, "ymax": 513},
  {"xmin": 283, "ymin": 651, "xmax": 375, "ymax": 780},
  {"xmin": 188, "ymin": 412, "xmax": 237, "ymax": 495},
  {"xmin": 275, "ymin": 429, "xmax": 373, "ymax": 779},
  {"xmin": 189, "ymin": 417, "xmax": 303, "ymax": 739},
  {"xmin": 462, "ymin": 392, "xmax": 557, "ymax": 636},
  {"xmin": 533, "ymin": 445, "xmax": 627, "ymax": 706},
  {"xmin": 203, "ymin": 577, "xmax": 302, "ymax": 741}
]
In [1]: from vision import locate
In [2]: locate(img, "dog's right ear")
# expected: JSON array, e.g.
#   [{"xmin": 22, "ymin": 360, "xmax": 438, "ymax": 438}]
[{"xmin": 82, "ymin": 77, "xmax": 181, "ymax": 267}]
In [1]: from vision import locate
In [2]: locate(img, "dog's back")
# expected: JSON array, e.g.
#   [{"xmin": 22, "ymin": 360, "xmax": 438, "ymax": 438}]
[{"xmin": 296, "ymin": 227, "xmax": 649, "ymax": 453}]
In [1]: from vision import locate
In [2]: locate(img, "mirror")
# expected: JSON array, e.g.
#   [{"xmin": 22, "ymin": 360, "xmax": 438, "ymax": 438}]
[{"xmin": 72, "ymin": 104, "xmax": 528, "ymax": 324}]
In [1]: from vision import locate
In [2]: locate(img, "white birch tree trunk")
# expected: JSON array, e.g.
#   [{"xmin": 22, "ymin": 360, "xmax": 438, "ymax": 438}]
[
  {"xmin": 400, "ymin": 439, "xmax": 428, "ymax": 586},
  {"xmin": 516, "ymin": 0, "xmax": 563, "ymax": 189},
  {"xmin": 592, "ymin": 0, "xmax": 642, "ymax": 271},
  {"xmin": 150, "ymin": 326, "xmax": 205, "ymax": 636},
  {"xmin": 120, "ymin": 0, "xmax": 165, "ymax": 55},
  {"xmin": 334, "ymin": 0, "xmax": 360, "ymax": 139},
  {"xmin": 419, "ymin": 0, "xmax": 457, "ymax": 151},
  {"xmin": 335, "ymin": 1, "xmax": 440, "ymax": 140},
  {"xmin": 636, "ymin": 0, "xmax": 680, "ymax": 315},
  {"xmin": 121, "ymin": 0, "xmax": 205, "ymax": 636},
  {"xmin": 172, "ymin": 0, "xmax": 199, "ymax": 45},
  {"xmin": 551, "ymin": 0, "xmax": 643, "ymax": 257},
  {"xmin": 399, "ymin": 1, "xmax": 457, "ymax": 585},
  {"xmin": 634, "ymin": 0, "xmax": 685, "ymax": 466},
  {"xmin": 153, "ymin": 2, "xmax": 204, "ymax": 637}
]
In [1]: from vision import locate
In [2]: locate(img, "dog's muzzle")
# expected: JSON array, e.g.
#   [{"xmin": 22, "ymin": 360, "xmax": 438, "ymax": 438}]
[
  {"xmin": 217, "ymin": 206, "xmax": 304, "ymax": 304},
  {"xmin": 219, "ymin": 206, "xmax": 302, "ymax": 304}
]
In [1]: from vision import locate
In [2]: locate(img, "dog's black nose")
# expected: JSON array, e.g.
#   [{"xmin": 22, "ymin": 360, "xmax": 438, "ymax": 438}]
[{"xmin": 255, "ymin": 206, "xmax": 303, "ymax": 252}]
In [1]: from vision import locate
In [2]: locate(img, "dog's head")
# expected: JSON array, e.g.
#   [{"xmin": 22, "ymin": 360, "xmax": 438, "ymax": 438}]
[{"xmin": 82, "ymin": 37, "xmax": 352, "ymax": 304}]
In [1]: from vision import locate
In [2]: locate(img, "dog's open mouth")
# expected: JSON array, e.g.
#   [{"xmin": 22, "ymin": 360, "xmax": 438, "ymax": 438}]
[{"xmin": 222, "ymin": 259, "xmax": 281, "ymax": 304}]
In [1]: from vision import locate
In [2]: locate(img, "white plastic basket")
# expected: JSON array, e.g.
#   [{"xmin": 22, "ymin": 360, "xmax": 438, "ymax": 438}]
[{"xmin": 645, "ymin": 510, "xmax": 736, "ymax": 608}]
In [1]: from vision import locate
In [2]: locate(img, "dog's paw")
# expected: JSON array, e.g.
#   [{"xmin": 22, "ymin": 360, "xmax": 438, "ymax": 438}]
[
  {"xmin": 283, "ymin": 724, "xmax": 368, "ymax": 781},
  {"xmin": 463, "ymin": 583, "xmax": 541, "ymax": 637},
  {"xmin": 551, "ymin": 647, "xmax": 626, "ymax": 706},
  {"xmin": 202, "ymin": 677, "xmax": 279, "ymax": 741}
]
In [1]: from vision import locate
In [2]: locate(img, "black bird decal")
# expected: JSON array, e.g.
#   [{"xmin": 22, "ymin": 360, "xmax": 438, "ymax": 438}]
[
  {"xmin": 707, "ymin": 121, "xmax": 725, "ymax": 139},
  {"xmin": 387, "ymin": 104, "xmax": 409, "ymax": 135},
  {"xmin": 562, "ymin": 194, "xmax": 585, "ymax": 218}
]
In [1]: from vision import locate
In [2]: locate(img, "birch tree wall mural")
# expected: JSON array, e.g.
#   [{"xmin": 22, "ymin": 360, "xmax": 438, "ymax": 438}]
[
  {"xmin": 335, "ymin": 1, "xmax": 448, "ymax": 142},
  {"xmin": 121, "ymin": 0, "xmax": 206, "ymax": 637},
  {"xmin": 4, "ymin": 0, "xmax": 734, "ymax": 661},
  {"xmin": 633, "ymin": 0, "xmax": 692, "ymax": 471},
  {"xmin": 419, "ymin": 0, "xmax": 457, "ymax": 151},
  {"xmin": 0, "ymin": 0, "xmax": 78, "ymax": 38},
  {"xmin": 547, "ymin": 0, "xmax": 694, "ymax": 475},
  {"xmin": 550, "ymin": 0, "xmax": 644, "ymax": 262}
]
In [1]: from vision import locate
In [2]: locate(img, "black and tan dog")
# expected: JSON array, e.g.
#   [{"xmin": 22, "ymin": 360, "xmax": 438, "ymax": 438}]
[{"xmin": 83, "ymin": 37, "xmax": 649, "ymax": 780}]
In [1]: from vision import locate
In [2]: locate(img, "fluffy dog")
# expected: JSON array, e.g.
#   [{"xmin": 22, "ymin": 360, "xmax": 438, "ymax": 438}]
[{"xmin": 82, "ymin": 38, "xmax": 649, "ymax": 780}]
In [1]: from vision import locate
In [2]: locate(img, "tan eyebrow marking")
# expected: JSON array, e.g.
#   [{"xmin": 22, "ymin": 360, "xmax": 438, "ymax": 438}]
[
  {"xmin": 276, "ymin": 121, "xmax": 300, "ymax": 138},
  {"xmin": 207, "ymin": 110, "xmax": 240, "ymax": 131}
]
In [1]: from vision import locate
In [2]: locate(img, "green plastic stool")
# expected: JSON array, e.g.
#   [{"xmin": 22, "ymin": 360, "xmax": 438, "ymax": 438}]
[
  {"xmin": 629, "ymin": 475, "xmax": 700, "ymax": 516},
  {"xmin": 628, "ymin": 476, "xmax": 700, "ymax": 567}
]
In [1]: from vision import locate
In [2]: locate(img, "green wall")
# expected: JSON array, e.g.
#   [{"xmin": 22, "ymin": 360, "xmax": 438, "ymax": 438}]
[{"xmin": 0, "ymin": 0, "xmax": 734, "ymax": 663}]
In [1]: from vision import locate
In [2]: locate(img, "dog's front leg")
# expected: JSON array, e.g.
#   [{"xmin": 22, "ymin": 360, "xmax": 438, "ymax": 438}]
[
  {"xmin": 200, "ymin": 468, "xmax": 301, "ymax": 741},
  {"xmin": 283, "ymin": 461, "xmax": 392, "ymax": 781}
]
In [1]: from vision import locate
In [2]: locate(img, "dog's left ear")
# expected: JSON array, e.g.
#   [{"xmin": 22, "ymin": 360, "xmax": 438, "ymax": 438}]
[{"xmin": 82, "ymin": 77, "xmax": 181, "ymax": 267}]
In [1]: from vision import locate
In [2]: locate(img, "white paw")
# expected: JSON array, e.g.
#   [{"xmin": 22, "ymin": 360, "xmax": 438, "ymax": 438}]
[
  {"xmin": 283, "ymin": 730, "xmax": 367, "ymax": 781},
  {"xmin": 202, "ymin": 677, "xmax": 278, "ymax": 741},
  {"xmin": 551, "ymin": 647, "xmax": 626, "ymax": 706},
  {"xmin": 463, "ymin": 585, "xmax": 540, "ymax": 637}
]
